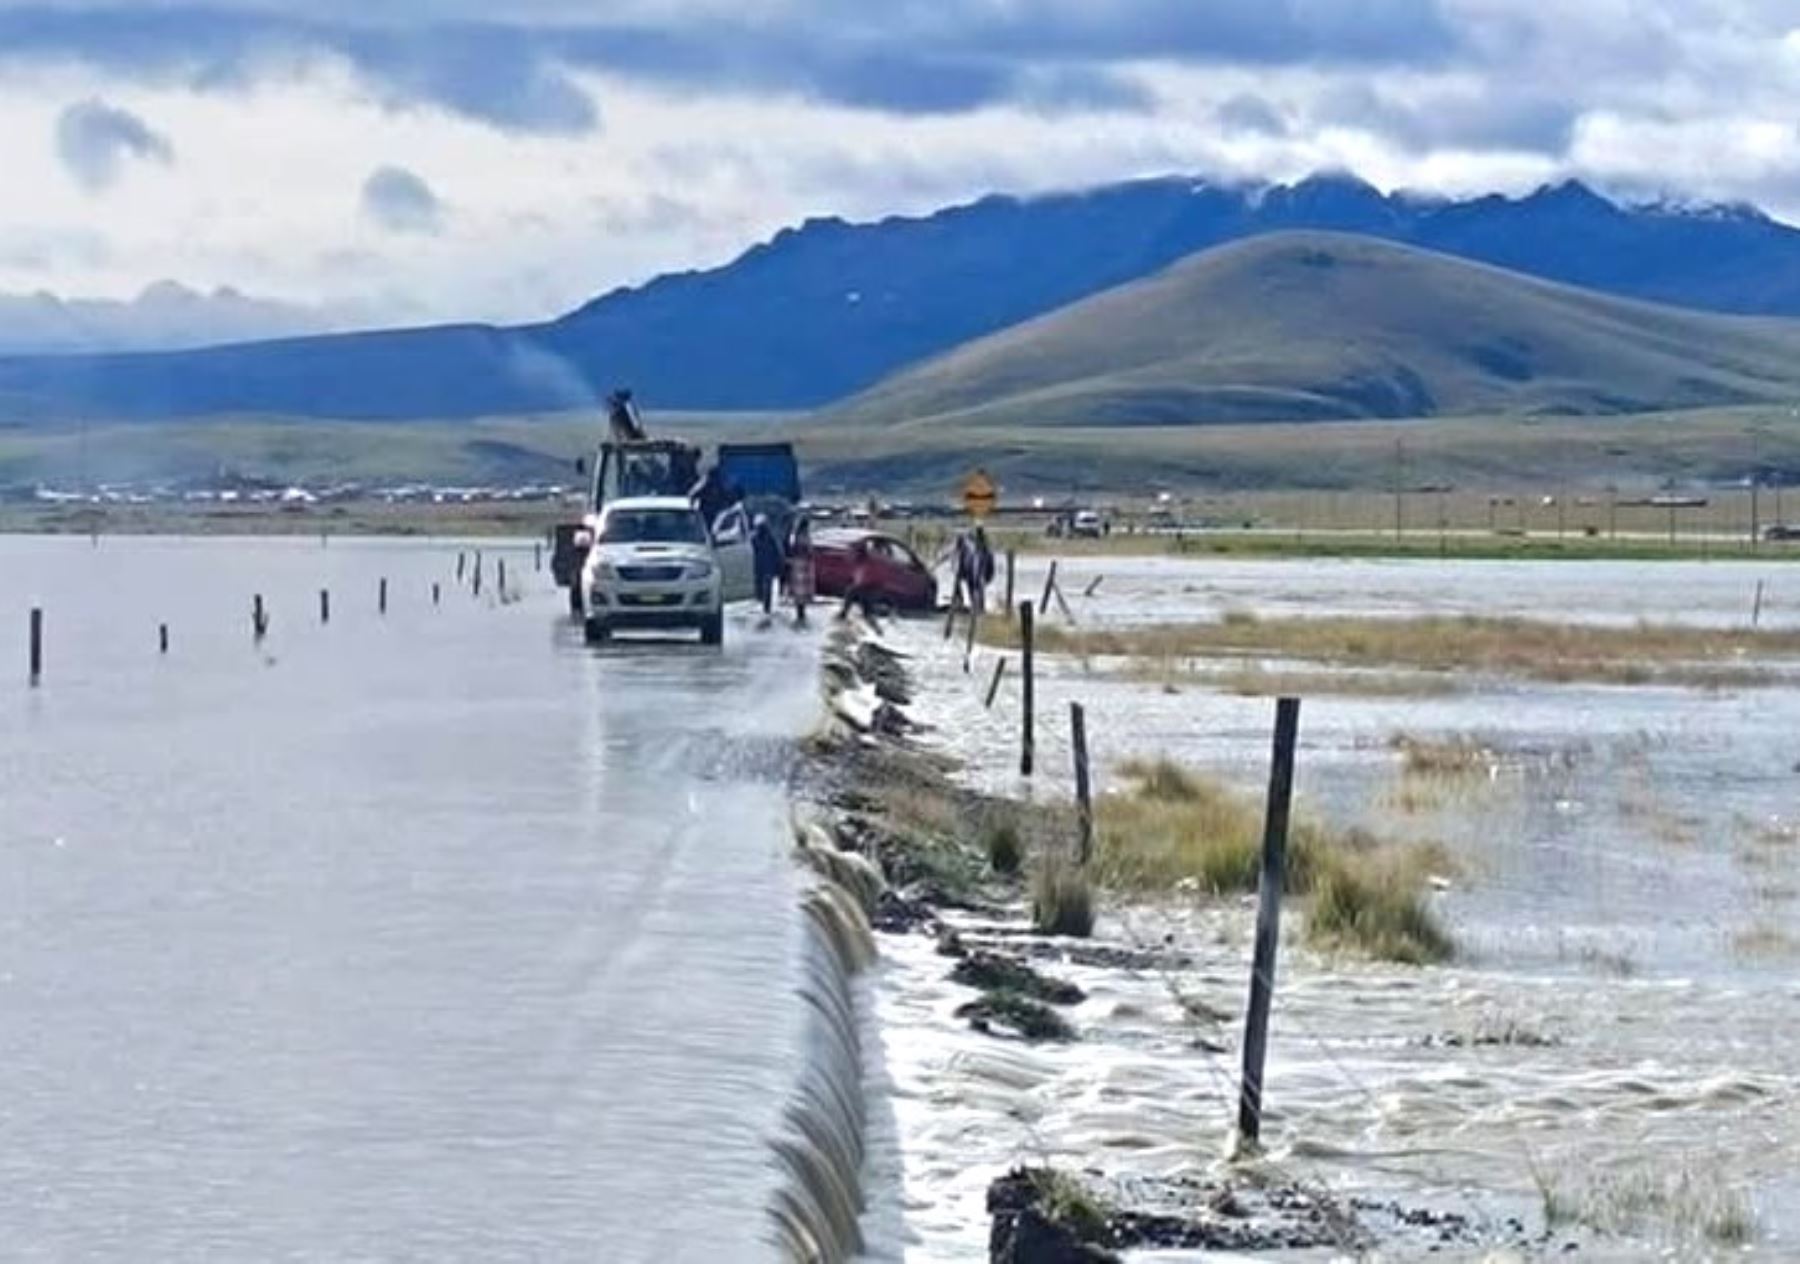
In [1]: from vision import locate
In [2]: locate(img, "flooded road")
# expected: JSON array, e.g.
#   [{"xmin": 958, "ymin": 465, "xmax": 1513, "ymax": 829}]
[{"xmin": 1, "ymin": 536, "xmax": 819, "ymax": 1261}]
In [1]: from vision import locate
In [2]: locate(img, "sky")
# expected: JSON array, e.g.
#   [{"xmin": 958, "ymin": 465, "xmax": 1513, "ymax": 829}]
[{"xmin": 2, "ymin": 0, "xmax": 1799, "ymax": 327}]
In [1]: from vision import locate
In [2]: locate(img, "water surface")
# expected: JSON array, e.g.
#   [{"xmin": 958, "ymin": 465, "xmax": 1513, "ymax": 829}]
[{"xmin": 2, "ymin": 536, "xmax": 817, "ymax": 1262}]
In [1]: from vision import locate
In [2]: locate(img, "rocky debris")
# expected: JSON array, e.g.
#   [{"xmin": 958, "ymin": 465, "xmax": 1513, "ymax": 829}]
[
  {"xmin": 951, "ymin": 950, "xmax": 1085, "ymax": 1006},
  {"xmin": 988, "ymin": 1170, "xmax": 1119, "ymax": 1264},
  {"xmin": 856, "ymin": 641, "xmax": 915, "ymax": 705},
  {"xmin": 990, "ymin": 1168, "xmax": 1373, "ymax": 1258},
  {"xmin": 983, "ymin": 931, "xmax": 1190, "ymax": 973},
  {"xmin": 957, "ymin": 991, "xmax": 1076, "ymax": 1043},
  {"xmin": 872, "ymin": 889, "xmax": 936, "ymax": 934}
]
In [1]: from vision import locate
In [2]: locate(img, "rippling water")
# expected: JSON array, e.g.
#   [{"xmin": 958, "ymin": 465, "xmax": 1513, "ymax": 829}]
[
  {"xmin": 875, "ymin": 554, "xmax": 1800, "ymax": 1259},
  {"xmin": 1, "ymin": 536, "xmax": 820, "ymax": 1262}
]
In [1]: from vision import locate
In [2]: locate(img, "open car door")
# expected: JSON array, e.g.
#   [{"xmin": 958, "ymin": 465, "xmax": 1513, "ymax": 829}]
[{"xmin": 711, "ymin": 505, "xmax": 756, "ymax": 603}]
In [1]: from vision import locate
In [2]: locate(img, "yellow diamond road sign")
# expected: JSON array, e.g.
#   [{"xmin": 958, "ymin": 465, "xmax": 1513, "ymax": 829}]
[{"xmin": 962, "ymin": 469, "xmax": 998, "ymax": 519}]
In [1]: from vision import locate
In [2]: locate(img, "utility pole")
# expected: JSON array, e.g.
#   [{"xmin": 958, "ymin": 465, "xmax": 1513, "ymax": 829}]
[
  {"xmin": 1751, "ymin": 427, "xmax": 1762, "ymax": 550},
  {"xmin": 1392, "ymin": 439, "xmax": 1404, "ymax": 541}
]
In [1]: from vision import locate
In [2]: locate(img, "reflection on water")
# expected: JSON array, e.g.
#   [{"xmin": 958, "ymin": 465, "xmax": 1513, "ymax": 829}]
[{"xmin": 1, "ymin": 536, "xmax": 819, "ymax": 1262}]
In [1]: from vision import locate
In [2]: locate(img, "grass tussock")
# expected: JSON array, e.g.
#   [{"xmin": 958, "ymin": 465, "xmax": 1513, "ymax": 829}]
[
  {"xmin": 1032, "ymin": 852, "xmax": 1097, "ymax": 938},
  {"xmin": 1123, "ymin": 660, "xmax": 1461, "ymax": 698},
  {"xmin": 981, "ymin": 613, "xmax": 1800, "ymax": 689},
  {"xmin": 1391, "ymin": 734, "xmax": 1498, "ymax": 778},
  {"xmin": 1309, "ymin": 850, "xmax": 1455, "ymax": 965},
  {"xmin": 1029, "ymin": 1169, "xmax": 1113, "ymax": 1240},
  {"xmin": 1534, "ymin": 1161, "xmax": 1758, "ymax": 1247},
  {"xmin": 1731, "ymin": 924, "xmax": 1799, "ymax": 960},
  {"xmin": 1100, "ymin": 757, "xmax": 1454, "ymax": 964},
  {"xmin": 981, "ymin": 814, "xmax": 1024, "ymax": 876}
]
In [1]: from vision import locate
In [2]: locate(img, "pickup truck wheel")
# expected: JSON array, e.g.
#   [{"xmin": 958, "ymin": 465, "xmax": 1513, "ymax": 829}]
[
  {"xmin": 698, "ymin": 612, "xmax": 724, "ymax": 646},
  {"xmin": 583, "ymin": 617, "xmax": 611, "ymax": 644}
]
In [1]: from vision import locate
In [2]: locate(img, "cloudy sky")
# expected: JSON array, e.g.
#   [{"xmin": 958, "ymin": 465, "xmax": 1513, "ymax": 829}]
[{"xmin": 2, "ymin": 0, "xmax": 1798, "ymax": 327}]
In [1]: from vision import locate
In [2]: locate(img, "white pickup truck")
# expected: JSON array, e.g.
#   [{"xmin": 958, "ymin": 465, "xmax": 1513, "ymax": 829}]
[{"xmin": 579, "ymin": 496, "xmax": 753, "ymax": 645}]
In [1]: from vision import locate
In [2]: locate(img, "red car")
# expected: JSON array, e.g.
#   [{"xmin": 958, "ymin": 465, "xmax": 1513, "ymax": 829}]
[{"xmin": 811, "ymin": 529, "xmax": 938, "ymax": 612}]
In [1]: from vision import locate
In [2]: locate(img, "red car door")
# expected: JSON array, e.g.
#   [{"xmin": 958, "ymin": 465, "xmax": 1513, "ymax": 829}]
[{"xmin": 867, "ymin": 538, "xmax": 935, "ymax": 609}]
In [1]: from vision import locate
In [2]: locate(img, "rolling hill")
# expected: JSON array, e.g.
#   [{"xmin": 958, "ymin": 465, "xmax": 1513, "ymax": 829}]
[
  {"xmin": 13, "ymin": 176, "xmax": 1800, "ymax": 422},
  {"xmin": 828, "ymin": 232, "xmax": 1800, "ymax": 430}
]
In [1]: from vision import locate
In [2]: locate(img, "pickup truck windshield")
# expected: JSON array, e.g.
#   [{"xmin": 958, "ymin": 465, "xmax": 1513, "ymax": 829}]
[{"xmin": 600, "ymin": 508, "xmax": 707, "ymax": 545}]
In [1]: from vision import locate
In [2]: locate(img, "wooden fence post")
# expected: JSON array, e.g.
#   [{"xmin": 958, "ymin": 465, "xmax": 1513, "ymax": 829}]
[
  {"xmin": 1004, "ymin": 549, "xmax": 1016, "ymax": 619},
  {"xmin": 432, "ymin": 582, "xmax": 441, "ymax": 607},
  {"xmin": 28, "ymin": 607, "xmax": 43, "ymax": 686},
  {"xmin": 1083, "ymin": 576, "xmax": 1104, "ymax": 598},
  {"xmin": 498, "ymin": 559, "xmax": 507, "ymax": 596},
  {"xmin": 1020, "ymin": 602, "xmax": 1035, "ymax": 777},
  {"xmin": 379, "ymin": 578, "xmax": 388, "ymax": 615},
  {"xmin": 319, "ymin": 589, "xmax": 331, "ymax": 625},
  {"xmin": 534, "ymin": 541, "xmax": 543, "ymax": 572},
  {"xmin": 985, "ymin": 657, "xmax": 1008, "ymax": 708},
  {"xmin": 1753, "ymin": 580, "xmax": 1766, "ymax": 629},
  {"xmin": 1071, "ymin": 702, "xmax": 1093, "ymax": 864},
  {"xmin": 1237, "ymin": 697, "xmax": 1302, "ymax": 1154},
  {"xmin": 159, "ymin": 623, "xmax": 169, "ymax": 655},
  {"xmin": 1039, "ymin": 559, "xmax": 1059, "ymax": 616},
  {"xmin": 456, "ymin": 552, "xmax": 466, "ymax": 582},
  {"xmin": 253, "ymin": 594, "xmax": 267, "ymax": 641},
  {"xmin": 473, "ymin": 553, "xmax": 483, "ymax": 598}
]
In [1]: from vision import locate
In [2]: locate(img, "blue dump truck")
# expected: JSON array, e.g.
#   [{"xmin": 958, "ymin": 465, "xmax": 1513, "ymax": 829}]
[{"xmin": 550, "ymin": 424, "xmax": 801, "ymax": 615}]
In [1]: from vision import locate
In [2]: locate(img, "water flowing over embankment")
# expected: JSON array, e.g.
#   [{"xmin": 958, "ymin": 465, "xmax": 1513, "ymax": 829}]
[{"xmin": 766, "ymin": 625, "xmax": 890, "ymax": 1261}]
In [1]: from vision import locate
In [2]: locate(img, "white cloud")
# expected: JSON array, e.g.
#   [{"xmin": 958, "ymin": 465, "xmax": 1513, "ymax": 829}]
[{"xmin": 0, "ymin": 2, "xmax": 1798, "ymax": 326}]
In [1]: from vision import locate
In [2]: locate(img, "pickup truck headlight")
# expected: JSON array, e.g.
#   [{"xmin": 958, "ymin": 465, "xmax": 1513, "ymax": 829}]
[{"xmin": 686, "ymin": 561, "xmax": 716, "ymax": 580}]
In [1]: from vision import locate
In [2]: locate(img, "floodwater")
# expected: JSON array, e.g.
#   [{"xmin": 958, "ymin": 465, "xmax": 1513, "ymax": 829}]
[
  {"xmin": 1045, "ymin": 554, "xmax": 1798, "ymax": 630},
  {"xmin": 1, "ymin": 535, "xmax": 820, "ymax": 1262},
  {"xmin": 873, "ymin": 554, "xmax": 1800, "ymax": 1260}
]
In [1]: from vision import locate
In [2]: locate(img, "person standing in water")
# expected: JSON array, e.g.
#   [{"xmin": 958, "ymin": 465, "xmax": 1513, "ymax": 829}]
[
  {"xmin": 751, "ymin": 513, "xmax": 785, "ymax": 617},
  {"xmin": 786, "ymin": 515, "xmax": 816, "ymax": 626}
]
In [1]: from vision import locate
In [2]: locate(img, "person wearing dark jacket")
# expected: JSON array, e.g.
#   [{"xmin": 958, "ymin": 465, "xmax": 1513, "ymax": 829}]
[
  {"xmin": 691, "ymin": 465, "xmax": 738, "ymax": 532},
  {"xmin": 751, "ymin": 514, "xmax": 785, "ymax": 616}
]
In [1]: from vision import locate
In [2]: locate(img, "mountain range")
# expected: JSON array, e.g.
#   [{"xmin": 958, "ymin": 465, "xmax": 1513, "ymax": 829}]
[
  {"xmin": 10, "ymin": 174, "xmax": 1800, "ymax": 424},
  {"xmin": 830, "ymin": 232, "xmax": 1800, "ymax": 431}
]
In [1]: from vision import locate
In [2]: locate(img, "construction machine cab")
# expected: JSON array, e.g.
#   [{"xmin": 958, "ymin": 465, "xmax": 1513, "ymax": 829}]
[{"xmin": 591, "ymin": 438, "xmax": 702, "ymax": 512}]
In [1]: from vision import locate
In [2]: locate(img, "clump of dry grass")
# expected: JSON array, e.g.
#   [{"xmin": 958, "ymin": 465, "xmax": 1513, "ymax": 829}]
[
  {"xmin": 983, "ymin": 815, "xmax": 1024, "ymax": 875},
  {"xmin": 1391, "ymin": 734, "xmax": 1497, "ymax": 778},
  {"xmin": 1100, "ymin": 757, "xmax": 1453, "ymax": 964},
  {"xmin": 1102, "ymin": 757, "xmax": 1320, "ymax": 893},
  {"xmin": 1731, "ymin": 924, "xmax": 1799, "ymax": 960},
  {"xmin": 1309, "ymin": 849, "xmax": 1455, "ymax": 965},
  {"xmin": 981, "ymin": 613, "xmax": 1800, "ymax": 689},
  {"xmin": 1032, "ymin": 852, "xmax": 1096, "ymax": 938},
  {"xmin": 1124, "ymin": 662, "xmax": 1462, "ymax": 698},
  {"xmin": 1534, "ymin": 1161, "xmax": 1759, "ymax": 1247}
]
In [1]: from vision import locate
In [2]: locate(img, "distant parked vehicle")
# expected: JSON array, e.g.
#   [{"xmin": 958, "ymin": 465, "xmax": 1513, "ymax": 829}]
[
  {"xmin": 811, "ymin": 529, "xmax": 937, "ymax": 612},
  {"xmin": 1766, "ymin": 524, "xmax": 1800, "ymax": 542},
  {"xmin": 1072, "ymin": 510, "xmax": 1105, "ymax": 538}
]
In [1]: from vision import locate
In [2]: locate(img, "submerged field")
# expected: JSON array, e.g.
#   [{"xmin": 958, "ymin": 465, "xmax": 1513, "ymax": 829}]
[{"xmin": 867, "ymin": 553, "xmax": 1800, "ymax": 1259}]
